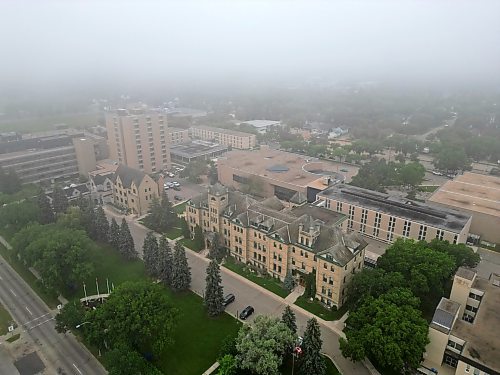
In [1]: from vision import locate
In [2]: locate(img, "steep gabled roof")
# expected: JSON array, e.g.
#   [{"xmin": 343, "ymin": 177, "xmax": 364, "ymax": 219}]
[{"xmin": 113, "ymin": 164, "xmax": 147, "ymax": 188}]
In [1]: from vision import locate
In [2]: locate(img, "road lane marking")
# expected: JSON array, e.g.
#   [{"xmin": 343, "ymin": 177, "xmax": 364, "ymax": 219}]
[
  {"xmin": 23, "ymin": 312, "xmax": 51, "ymax": 326},
  {"xmin": 9, "ymin": 288, "xmax": 17, "ymax": 296},
  {"xmin": 72, "ymin": 363, "xmax": 83, "ymax": 375},
  {"xmin": 27, "ymin": 317, "xmax": 54, "ymax": 330},
  {"xmin": 25, "ymin": 307, "xmax": 33, "ymax": 315}
]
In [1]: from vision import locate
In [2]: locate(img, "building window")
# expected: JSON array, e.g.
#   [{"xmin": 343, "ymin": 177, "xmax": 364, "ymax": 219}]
[
  {"xmin": 418, "ymin": 225, "xmax": 427, "ymax": 240},
  {"xmin": 336, "ymin": 201, "xmax": 343, "ymax": 212},
  {"xmin": 447, "ymin": 340, "xmax": 463, "ymax": 352},
  {"xmin": 403, "ymin": 220, "xmax": 411, "ymax": 237},
  {"xmin": 436, "ymin": 229, "xmax": 445, "ymax": 240}
]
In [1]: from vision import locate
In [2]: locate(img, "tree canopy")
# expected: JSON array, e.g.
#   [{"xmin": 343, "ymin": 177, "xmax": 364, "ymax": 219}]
[
  {"xmin": 340, "ymin": 288, "xmax": 429, "ymax": 373},
  {"xmin": 235, "ymin": 315, "xmax": 295, "ymax": 375}
]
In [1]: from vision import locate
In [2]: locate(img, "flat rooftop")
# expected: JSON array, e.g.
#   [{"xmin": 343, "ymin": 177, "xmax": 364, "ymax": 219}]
[
  {"xmin": 0, "ymin": 145, "xmax": 75, "ymax": 162},
  {"xmin": 318, "ymin": 184, "xmax": 471, "ymax": 232},
  {"xmin": 217, "ymin": 148, "xmax": 339, "ymax": 188},
  {"xmin": 191, "ymin": 125, "xmax": 255, "ymax": 138},
  {"xmin": 451, "ymin": 276, "xmax": 500, "ymax": 372},
  {"xmin": 430, "ymin": 297, "xmax": 460, "ymax": 333},
  {"xmin": 428, "ymin": 172, "xmax": 500, "ymax": 217},
  {"xmin": 241, "ymin": 120, "xmax": 280, "ymax": 128},
  {"xmin": 170, "ymin": 142, "xmax": 228, "ymax": 158}
]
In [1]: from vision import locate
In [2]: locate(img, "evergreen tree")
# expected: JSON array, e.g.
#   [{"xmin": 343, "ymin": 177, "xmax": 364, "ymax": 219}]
[
  {"xmin": 144, "ymin": 197, "xmax": 162, "ymax": 232},
  {"xmin": 300, "ymin": 318, "xmax": 325, "ymax": 375},
  {"xmin": 171, "ymin": 241, "xmax": 191, "ymax": 291},
  {"xmin": 284, "ymin": 271, "xmax": 296, "ymax": 293},
  {"xmin": 36, "ymin": 188, "xmax": 55, "ymax": 224},
  {"xmin": 52, "ymin": 185, "xmax": 69, "ymax": 214},
  {"xmin": 108, "ymin": 217, "xmax": 121, "ymax": 250},
  {"xmin": 160, "ymin": 190, "xmax": 176, "ymax": 229},
  {"xmin": 94, "ymin": 205, "xmax": 109, "ymax": 242},
  {"xmin": 208, "ymin": 232, "xmax": 224, "ymax": 262},
  {"xmin": 119, "ymin": 218, "xmax": 137, "ymax": 259},
  {"xmin": 158, "ymin": 236, "xmax": 173, "ymax": 285},
  {"xmin": 204, "ymin": 259, "xmax": 224, "ymax": 316},
  {"xmin": 180, "ymin": 218, "xmax": 190, "ymax": 239},
  {"xmin": 193, "ymin": 224, "xmax": 204, "ymax": 250},
  {"xmin": 143, "ymin": 232, "xmax": 159, "ymax": 276},
  {"xmin": 281, "ymin": 306, "xmax": 297, "ymax": 335}
]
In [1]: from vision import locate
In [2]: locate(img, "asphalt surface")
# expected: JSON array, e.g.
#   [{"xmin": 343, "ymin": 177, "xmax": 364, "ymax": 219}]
[
  {"xmin": 0, "ymin": 249, "xmax": 107, "ymax": 375},
  {"xmin": 104, "ymin": 207, "xmax": 370, "ymax": 375}
]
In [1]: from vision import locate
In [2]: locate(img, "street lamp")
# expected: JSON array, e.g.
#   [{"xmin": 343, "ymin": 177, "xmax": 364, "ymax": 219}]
[{"xmin": 75, "ymin": 321, "xmax": 91, "ymax": 329}]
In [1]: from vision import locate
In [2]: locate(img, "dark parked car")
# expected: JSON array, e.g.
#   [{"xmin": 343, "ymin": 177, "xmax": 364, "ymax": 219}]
[
  {"xmin": 174, "ymin": 195, "xmax": 183, "ymax": 201},
  {"xmin": 239, "ymin": 306, "xmax": 254, "ymax": 320},
  {"xmin": 223, "ymin": 293, "xmax": 235, "ymax": 307},
  {"xmin": 172, "ymin": 186, "xmax": 181, "ymax": 191}
]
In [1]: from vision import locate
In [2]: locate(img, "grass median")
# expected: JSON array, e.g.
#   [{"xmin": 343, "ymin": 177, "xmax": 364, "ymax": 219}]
[{"xmin": 223, "ymin": 256, "xmax": 289, "ymax": 298}]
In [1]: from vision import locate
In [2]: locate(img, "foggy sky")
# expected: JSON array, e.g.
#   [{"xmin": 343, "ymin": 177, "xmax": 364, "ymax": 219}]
[{"xmin": 1, "ymin": 0, "xmax": 499, "ymax": 91}]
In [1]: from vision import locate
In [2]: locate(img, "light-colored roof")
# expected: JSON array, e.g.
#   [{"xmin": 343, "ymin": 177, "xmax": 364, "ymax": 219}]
[
  {"xmin": 430, "ymin": 297, "xmax": 460, "ymax": 333},
  {"xmin": 191, "ymin": 125, "xmax": 255, "ymax": 138},
  {"xmin": 428, "ymin": 172, "xmax": 500, "ymax": 217},
  {"xmin": 217, "ymin": 148, "xmax": 339, "ymax": 189},
  {"xmin": 455, "ymin": 267, "xmax": 476, "ymax": 281},
  {"xmin": 241, "ymin": 120, "xmax": 281, "ymax": 128}
]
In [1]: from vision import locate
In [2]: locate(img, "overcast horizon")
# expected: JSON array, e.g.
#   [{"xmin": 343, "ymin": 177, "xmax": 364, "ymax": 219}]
[{"xmin": 1, "ymin": 0, "xmax": 500, "ymax": 93}]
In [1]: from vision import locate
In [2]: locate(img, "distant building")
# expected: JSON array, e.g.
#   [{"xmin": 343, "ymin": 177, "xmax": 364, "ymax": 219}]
[
  {"xmin": 217, "ymin": 147, "xmax": 344, "ymax": 202},
  {"xmin": 166, "ymin": 107, "xmax": 208, "ymax": 118},
  {"xmin": 421, "ymin": 268, "xmax": 500, "ymax": 375},
  {"xmin": 317, "ymin": 184, "xmax": 472, "ymax": 245},
  {"xmin": 168, "ymin": 127, "xmax": 190, "ymax": 145},
  {"xmin": 46, "ymin": 183, "xmax": 90, "ymax": 204},
  {"xmin": 190, "ymin": 126, "xmax": 256, "ymax": 149},
  {"xmin": 0, "ymin": 129, "xmax": 103, "ymax": 184},
  {"xmin": 240, "ymin": 120, "xmax": 283, "ymax": 134},
  {"xmin": 428, "ymin": 172, "xmax": 500, "ymax": 244},
  {"xmin": 327, "ymin": 127, "xmax": 349, "ymax": 139},
  {"xmin": 186, "ymin": 183, "xmax": 366, "ymax": 308},
  {"xmin": 170, "ymin": 141, "xmax": 228, "ymax": 165},
  {"xmin": 105, "ymin": 107, "xmax": 170, "ymax": 174},
  {"xmin": 111, "ymin": 164, "xmax": 163, "ymax": 216}
]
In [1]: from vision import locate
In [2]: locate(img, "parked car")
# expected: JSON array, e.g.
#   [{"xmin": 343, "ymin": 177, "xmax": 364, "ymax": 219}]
[
  {"xmin": 340, "ymin": 168, "xmax": 349, "ymax": 172},
  {"xmin": 163, "ymin": 184, "xmax": 169, "ymax": 190},
  {"xmin": 239, "ymin": 306, "xmax": 255, "ymax": 320},
  {"xmin": 223, "ymin": 293, "xmax": 235, "ymax": 307},
  {"xmin": 172, "ymin": 186, "xmax": 181, "ymax": 191},
  {"xmin": 431, "ymin": 170, "xmax": 443, "ymax": 176},
  {"xmin": 174, "ymin": 195, "xmax": 183, "ymax": 201},
  {"xmin": 172, "ymin": 181, "xmax": 180, "ymax": 187},
  {"xmin": 168, "ymin": 173, "xmax": 175, "ymax": 177}
]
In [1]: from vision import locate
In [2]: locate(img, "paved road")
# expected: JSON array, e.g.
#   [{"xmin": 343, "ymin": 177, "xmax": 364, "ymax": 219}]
[
  {"xmin": 0, "ymin": 242, "xmax": 107, "ymax": 375},
  {"xmin": 104, "ymin": 207, "xmax": 370, "ymax": 375}
]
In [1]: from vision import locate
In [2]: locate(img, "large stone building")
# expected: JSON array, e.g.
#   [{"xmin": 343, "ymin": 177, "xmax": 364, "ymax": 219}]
[
  {"xmin": 105, "ymin": 107, "xmax": 170, "ymax": 174},
  {"xmin": 112, "ymin": 164, "xmax": 163, "ymax": 216},
  {"xmin": 0, "ymin": 129, "xmax": 103, "ymax": 184},
  {"xmin": 428, "ymin": 172, "xmax": 500, "ymax": 244},
  {"xmin": 217, "ymin": 147, "xmax": 344, "ymax": 202},
  {"xmin": 190, "ymin": 126, "xmax": 256, "ymax": 149},
  {"xmin": 421, "ymin": 268, "xmax": 500, "ymax": 375},
  {"xmin": 317, "ymin": 185, "xmax": 472, "ymax": 245},
  {"xmin": 186, "ymin": 183, "xmax": 367, "ymax": 308}
]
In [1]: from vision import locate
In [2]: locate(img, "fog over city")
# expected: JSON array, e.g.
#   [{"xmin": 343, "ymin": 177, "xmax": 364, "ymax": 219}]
[{"xmin": 1, "ymin": 0, "xmax": 500, "ymax": 93}]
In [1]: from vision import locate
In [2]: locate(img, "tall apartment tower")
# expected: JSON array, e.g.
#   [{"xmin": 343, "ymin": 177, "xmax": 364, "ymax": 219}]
[{"xmin": 105, "ymin": 108, "xmax": 170, "ymax": 173}]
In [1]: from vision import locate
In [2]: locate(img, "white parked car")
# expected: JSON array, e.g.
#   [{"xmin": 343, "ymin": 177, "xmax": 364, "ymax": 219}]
[{"xmin": 172, "ymin": 181, "xmax": 180, "ymax": 187}]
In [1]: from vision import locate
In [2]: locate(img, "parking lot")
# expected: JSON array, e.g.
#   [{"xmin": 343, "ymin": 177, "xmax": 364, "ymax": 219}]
[{"xmin": 162, "ymin": 175, "xmax": 206, "ymax": 204}]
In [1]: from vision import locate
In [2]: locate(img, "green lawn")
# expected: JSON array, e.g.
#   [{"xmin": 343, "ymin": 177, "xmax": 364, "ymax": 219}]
[
  {"xmin": 0, "ymin": 243, "xmax": 60, "ymax": 308},
  {"xmin": 71, "ymin": 242, "xmax": 147, "ymax": 300},
  {"xmin": 417, "ymin": 185, "xmax": 439, "ymax": 192},
  {"xmin": 165, "ymin": 227, "xmax": 183, "ymax": 240},
  {"xmin": 157, "ymin": 290, "xmax": 241, "ymax": 375},
  {"xmin": 173, "ymin": 202, "xmax": 187, "ymax": 215},
  {"xmin": 294, "ymin": 296, "xmax": 347, "ymax": 321},
  {"xmin": 223, "ymin": 257, "xmax": 289, "ymax": 298},
  {"xmin": 0, "ymin": 112, "xmax": 101, "ymax": 133},
  {"xmin": 180, "ymin": 237, "xmax": 204, "ymax": 252},
  {"xmin": 280, "ymin": 354, "xmax": 340, "ymax": 374},
  {"xmin": 0, "ymin": 303, "xmax": 13, "ymax": 335},
  {"xmin": 0, "ymin": 184, "xmax": 39, "ymax": 205}
]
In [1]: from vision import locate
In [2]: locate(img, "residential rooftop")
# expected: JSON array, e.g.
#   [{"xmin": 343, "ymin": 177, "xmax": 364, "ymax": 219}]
[
  {"xmin": 428, "ymin": 172, "xmax": 500, "ymax": 217},
  {"xmin": 318, "ymin": 184, "xmax": 472, "ymax": 233},
  {"xmin": 451, "ymin": 275, "xmax": 500, "ymax": 373}
]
